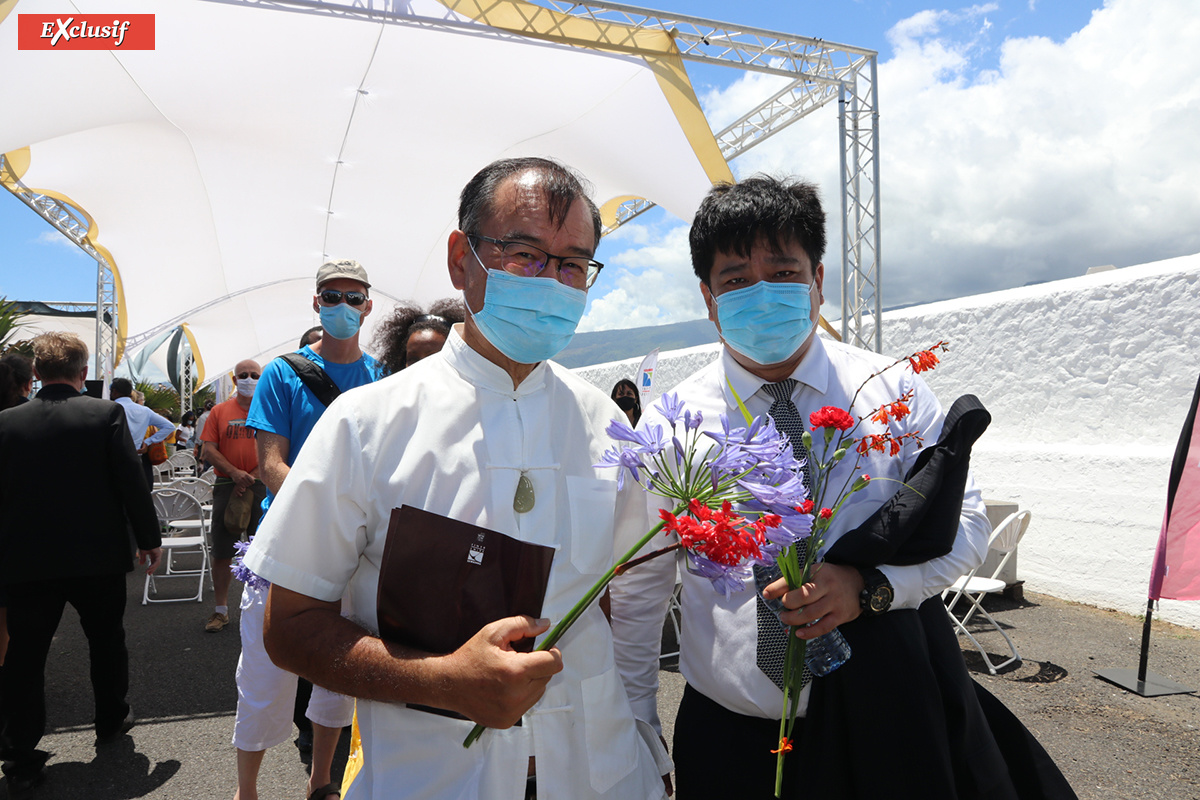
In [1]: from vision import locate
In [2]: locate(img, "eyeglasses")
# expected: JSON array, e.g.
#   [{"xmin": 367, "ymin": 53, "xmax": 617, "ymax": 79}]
[
  {"xmin": 237, "ymin": 372, "xmax": 261, "ymax": 380},
  {"xmin": 318, "ymin": 289, "xmax": 368, "ymax": 307},
  {"xmin": 468, "ymin": 234, "xmax": 603, "ymax": 290}
]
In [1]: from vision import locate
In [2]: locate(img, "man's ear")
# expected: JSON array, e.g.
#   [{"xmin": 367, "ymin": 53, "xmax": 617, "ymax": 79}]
[
  {"xmin": 448, "ymin": 230, "xmax": 471, "ymax": 291},
  {"xmin": 312, "ymin": 295, "xmax": 321, "ymax": 315},
  {"xmin": 360, "ymin": 298, "xmax": 373, "ymax": 321},
  {"xmin": 700, "ymin": 281, "xmax": 720, "ymax": 330},
  {"xmin": 813, "ymin": 261, "xmax": 825, "ymax": 306}
]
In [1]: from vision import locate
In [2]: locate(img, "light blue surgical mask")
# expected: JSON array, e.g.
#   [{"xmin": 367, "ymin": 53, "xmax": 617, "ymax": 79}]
[
  {"xmin": 715, "ymin": 281, "xmax": 815, "ymax": 366},
  {"xmin": 319, "ymin": 303, "xmax": 363, "ymax": 340},
  {"xmin": 467, "ymin": 241, "xmax": 587, "ymax": 364}
]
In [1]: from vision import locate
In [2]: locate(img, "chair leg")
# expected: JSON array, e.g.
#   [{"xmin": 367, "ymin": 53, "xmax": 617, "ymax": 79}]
[{"xmin": 973, "ymin": 604, "xmax": 1021, "ymax": 673}]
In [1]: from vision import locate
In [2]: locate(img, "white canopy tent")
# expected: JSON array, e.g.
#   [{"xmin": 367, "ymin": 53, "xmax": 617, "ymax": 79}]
[
  {"xmin": 0, "ymin": 0, "xmax": 729, "ymax": 383},
  {"xmin": 2, "ymin": 0, "xmax": 882, "ymax": 387}
]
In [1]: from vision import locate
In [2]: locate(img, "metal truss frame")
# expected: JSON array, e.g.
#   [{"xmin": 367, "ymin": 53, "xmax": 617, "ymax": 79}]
[
  {"xmin": 1, "ymin": 153, "xmax": 120, "ymax": 377},
  {"xmin": 541, "ymin": 1, "xmax": 884, "ymax": 351},
  {"xmin": 221, "ymin": 0, "xmax": 885, "ymax": 349}
]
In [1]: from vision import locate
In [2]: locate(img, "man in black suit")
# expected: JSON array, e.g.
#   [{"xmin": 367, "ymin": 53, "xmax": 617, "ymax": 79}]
[{"xmin": 0, "ymin": 332, "xmax": 162, "ymax": 794}]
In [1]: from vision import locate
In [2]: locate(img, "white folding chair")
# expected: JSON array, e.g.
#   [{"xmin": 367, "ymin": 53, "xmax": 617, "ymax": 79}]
[
  {"xmin": 144, "ymin": 488, "xmax": 211, "ymax": 604},
  {"xmin": 167, "ymin": 477, "xmax": 216, "ymax": 536},
  {"xmin": 166, "ymin": 450, "xmax": 198, "ymax": 479},
  {"xmin": 943, "ymin": 510, "xmax": 1032, "ymax": 674},
  {"xmin": 152, "ymin": 460, "xmax": 174, "ymax": 485}
]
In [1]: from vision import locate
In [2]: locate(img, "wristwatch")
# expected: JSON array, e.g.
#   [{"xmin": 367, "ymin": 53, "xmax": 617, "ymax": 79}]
[{"xmin": 858, "ymin": 567, "xmax": 894, "ymax": 616}]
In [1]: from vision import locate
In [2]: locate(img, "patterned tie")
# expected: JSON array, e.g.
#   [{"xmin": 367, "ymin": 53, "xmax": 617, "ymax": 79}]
[{"xmin": 754, "ymin": 379, "xmax": 813, "ymax": 691}]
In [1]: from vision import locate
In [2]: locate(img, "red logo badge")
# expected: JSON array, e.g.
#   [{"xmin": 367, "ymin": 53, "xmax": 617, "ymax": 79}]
[{"xmin": 17, "ymin": 14, "xmax": 155, "ymax": 50}]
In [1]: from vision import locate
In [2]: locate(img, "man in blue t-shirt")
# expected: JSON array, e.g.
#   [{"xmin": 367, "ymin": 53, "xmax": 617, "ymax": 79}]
[{"xmin": 236, "ymin": 259, "xmax": 382, "ymax": 800}]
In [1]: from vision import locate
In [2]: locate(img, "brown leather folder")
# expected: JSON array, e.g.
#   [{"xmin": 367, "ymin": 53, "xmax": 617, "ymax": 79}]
[{"xmin": 376, "ymin": 505, "xmax": 555, "ymax": 657}]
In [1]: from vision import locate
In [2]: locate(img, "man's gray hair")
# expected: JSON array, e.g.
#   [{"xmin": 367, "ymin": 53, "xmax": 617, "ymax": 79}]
[{"xmin": 457, "ymin": 157, "xmax": 602, "ymax": 248}]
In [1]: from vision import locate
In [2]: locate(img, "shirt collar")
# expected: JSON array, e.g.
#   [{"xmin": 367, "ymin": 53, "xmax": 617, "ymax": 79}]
[
  {"xmin": 442, "ymin": 324, "xmax": 547, "ymax": 397},
  {"xmin": 718, "ymin": 334, "xmax": 832, "ymax": 407}
]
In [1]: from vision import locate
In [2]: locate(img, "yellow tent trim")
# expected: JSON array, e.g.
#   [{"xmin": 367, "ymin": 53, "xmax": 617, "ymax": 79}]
[
  {"xmin": 438, "ymin": 0, "xmax": 733, "ymax": 191},
  {"xmin": 1, "ymin": 148, "xmax": 129, "ymax": 366},
  {"xmin": 0, "ymin": 0, "xmax": 19, "ymax": 28},
  {"xmin": 179, "ymin": 323, "xmax": 205, "ymax": 388},
  {"xmin": 598, "ymin": 194, "xmax": 644, "ymax": 230}
]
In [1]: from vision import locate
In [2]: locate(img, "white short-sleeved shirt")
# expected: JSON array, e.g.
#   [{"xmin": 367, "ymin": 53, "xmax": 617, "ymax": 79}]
[
  {"xmin": 610, "ymin": 336, "xmax": 991, "ymax": 725},
  {"xmin": 245, "ymin": 328, "xmax": 666, "ymax": 800}
]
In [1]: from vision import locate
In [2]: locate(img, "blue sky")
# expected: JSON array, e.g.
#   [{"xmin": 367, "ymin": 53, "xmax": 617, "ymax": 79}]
[{"xmin": 6, "ymin": 0, "xmax": 1197, "ymax": 336}]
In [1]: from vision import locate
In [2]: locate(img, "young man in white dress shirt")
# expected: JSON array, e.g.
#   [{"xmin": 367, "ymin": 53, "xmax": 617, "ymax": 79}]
[
  {"xmin": 243, "ymin": 158, "xmax": 670, "ymax": 800},
  {"xmin": 609, "ymin": 175, "xmax": 1002, "ymax": 799}
]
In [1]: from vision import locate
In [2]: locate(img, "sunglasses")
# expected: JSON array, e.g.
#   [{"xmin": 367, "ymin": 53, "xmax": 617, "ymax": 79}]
[
  {"xmin": 237, "ymin": 372, "xmax": 261, "ymax": 380},
  {"xmin": 319, "ymin": 289, "xmax": 368, "ymax": 307}
]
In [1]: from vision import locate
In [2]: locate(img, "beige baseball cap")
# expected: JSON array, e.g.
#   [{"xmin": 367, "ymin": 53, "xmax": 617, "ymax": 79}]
[{"xmin": 316, "ymin": 259, "xmax": 371, "ymax": 289}]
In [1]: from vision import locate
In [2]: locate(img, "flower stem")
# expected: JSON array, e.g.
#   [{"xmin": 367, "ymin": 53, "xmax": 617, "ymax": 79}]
[{"xmin": 463, "ymin": 502, "xmax": 687, "ymax": 748}]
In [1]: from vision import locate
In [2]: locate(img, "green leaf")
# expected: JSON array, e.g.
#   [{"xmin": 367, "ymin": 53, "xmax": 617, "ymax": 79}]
[{"xmin": 726, "ymin": 378, "xmax": 754, "ymax": 426}]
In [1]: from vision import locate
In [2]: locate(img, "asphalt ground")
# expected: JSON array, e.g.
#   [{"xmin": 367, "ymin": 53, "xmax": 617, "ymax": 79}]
[{"xmin": 4, "ymin": 574, "xmax": 1199, "ymax": 800}]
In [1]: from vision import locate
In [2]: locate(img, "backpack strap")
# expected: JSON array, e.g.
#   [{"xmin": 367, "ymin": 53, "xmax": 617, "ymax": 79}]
[{"xmin": 280, "ymin": 353, "xmax": 341, "ymax": 408}]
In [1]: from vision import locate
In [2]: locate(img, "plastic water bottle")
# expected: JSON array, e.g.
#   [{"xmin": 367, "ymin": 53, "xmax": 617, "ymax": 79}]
[{"xmin": 804, "ymin": 627, "xmax": 851, "ymax": 676}]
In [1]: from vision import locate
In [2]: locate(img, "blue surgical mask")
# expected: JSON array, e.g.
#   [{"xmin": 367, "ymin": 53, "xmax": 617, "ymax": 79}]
[
  {"xmin": 466, "ymin": 243, "xmax": 587, "ymax": 364},
  {"xmin": 715, "ymin": 281, "xmax": 815, "ymax": 366},
  {"xmin": 320, "ymin": 303, "xmax": 363, "ymax": 340}
]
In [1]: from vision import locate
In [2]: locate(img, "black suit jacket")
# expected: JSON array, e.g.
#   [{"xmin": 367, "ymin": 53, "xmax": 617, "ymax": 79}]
[{"xmin": 0, "ymin": 383, "xmax": 161, "ymax": 586}]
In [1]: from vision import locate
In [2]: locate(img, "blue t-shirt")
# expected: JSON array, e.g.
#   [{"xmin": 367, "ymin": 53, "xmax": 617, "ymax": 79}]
[{"xmin": 248, "ymin": 346, "xmax": 382, "ymax": 508}]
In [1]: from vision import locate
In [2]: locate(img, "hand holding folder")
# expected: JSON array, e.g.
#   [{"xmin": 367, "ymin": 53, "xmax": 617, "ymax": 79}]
[{"xmin": 376, "ymin": 505, "xmax": 557, "ymax": 722}]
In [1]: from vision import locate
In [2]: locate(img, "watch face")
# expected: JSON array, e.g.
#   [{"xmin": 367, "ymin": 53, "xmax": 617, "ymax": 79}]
[{"xmin": 869, "ymin": 585, "xmax": 894, "ymax": 613}]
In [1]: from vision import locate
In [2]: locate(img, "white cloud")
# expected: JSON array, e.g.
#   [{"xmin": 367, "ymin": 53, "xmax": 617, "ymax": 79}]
[
  {"xmin": 595, "ymin": 0, "xmax": 1200, "ymax": 325},
  {"xmin": 581, "ymin": 223, "xmax": 707, "ymax": 331},
  {"xmin": 35, "ymin": 229, "xmax": 86, "ymax": 253}
]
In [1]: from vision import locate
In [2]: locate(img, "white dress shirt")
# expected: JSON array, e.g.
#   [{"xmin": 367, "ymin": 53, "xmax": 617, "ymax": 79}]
[
  {"xmin": 610, "ymin": 335, "xmax": 990, "ymax": 727},
  {"xmin": 244, "ymin": 328, "xmax": 667, "ymax": 800},
  {"xmin": 114, "ymin": 396, "xmax": 175, "ymax": 448}
]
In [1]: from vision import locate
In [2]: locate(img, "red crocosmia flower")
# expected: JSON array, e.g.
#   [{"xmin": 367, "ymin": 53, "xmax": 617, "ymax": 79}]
[
  {"xmin": 856, "ymin": 435, "xmax": 887, "ymax": 455},
  {"xmin": 889, "ymin": 439, "xmax": 902, "ymax": 456},
  {"xmin": 810, "ymin": 405, "xmax": 855, "ymax": 431},
  {"xmin": 871, "ymin": 408, "xmax": 889, "ymax": 425},
  {"xmin": 819, "ymin": 508, "xmax": 833, "ymax": 520},
  {"xmin": 771, "ymin": 737, "xmax": 794, "ymax": 754},
  {"xmin": 664, "ymin": 499, "xmax": 767, "ymax": 566},
  {"xmin": 909, "ymin": 349, "xmax": 940, "ymax": 373}
]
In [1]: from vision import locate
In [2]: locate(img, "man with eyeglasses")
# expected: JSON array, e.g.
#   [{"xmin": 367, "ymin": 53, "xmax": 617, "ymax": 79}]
[
  {"xmin": 244, "ymin": 158, "xmax": 670, "ymax": 799},
  {"xmin": 198, "ymin": 358, "xmax": 266, "ymax": 634}
]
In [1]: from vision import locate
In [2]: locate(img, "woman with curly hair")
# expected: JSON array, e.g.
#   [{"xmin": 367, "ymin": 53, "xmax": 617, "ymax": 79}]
[{"xmin": 372, "ymin": 298, "xmax": 465, "ymax": 375}]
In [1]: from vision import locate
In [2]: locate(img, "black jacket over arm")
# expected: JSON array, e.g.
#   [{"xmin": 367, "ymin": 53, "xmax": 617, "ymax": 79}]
[
  {"xmin": 0, "ymin": 384, "xmax": 161, "ymax": 586},
  {"xmin": 800, "ymin": 395, "xmax": 1077, "ymax": 800}
]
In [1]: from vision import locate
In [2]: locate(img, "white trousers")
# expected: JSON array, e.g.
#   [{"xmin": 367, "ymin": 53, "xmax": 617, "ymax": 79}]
[{"xmin": 232, "ymin": 582, "xmax": 354, "ymax": 751}]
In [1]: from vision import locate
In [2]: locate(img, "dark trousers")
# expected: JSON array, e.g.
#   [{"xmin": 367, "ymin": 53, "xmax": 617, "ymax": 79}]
[
  {"xmin": 673, "ymin": 683, "xmax": 806, "ymax": 800},
  {"xmin": 140, "ymin": 452, "xmax": 155, "ymax": 490},
  {"xmin": 0, "ymin": 574, "xmax": 130, "ymax": 774}
]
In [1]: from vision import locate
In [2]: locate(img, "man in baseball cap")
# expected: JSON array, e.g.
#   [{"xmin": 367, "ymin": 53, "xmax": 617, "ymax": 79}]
[{"xmin": 230, "ymin": 259, "xmax": 383, "ymax": 800}]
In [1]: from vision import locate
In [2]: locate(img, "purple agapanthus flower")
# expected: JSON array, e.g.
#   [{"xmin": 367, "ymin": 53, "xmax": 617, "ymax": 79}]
[
  {"xmin": 595, "ymin": 446, "xmax": 648, "ymax": 490},
  {"xmin": 605, "ymin": 419, "xmax": 667, "ymax": 455},
  {"xmin": 737, "ymin": 471, "xmax": 808, "ymax": 509},
  {"xmin": 232, "ymin": 539, "xmax": 269, "ymax": 590},
  {"xmin": 685, "ymin": 552, "xmax": 750, "ymax": 600},
  {"xmin": 654, "ymin": 392, "xmax": 685, "ymax": 429}
]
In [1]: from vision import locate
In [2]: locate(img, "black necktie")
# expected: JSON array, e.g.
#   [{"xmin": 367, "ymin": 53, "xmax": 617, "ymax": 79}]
[{"xmin": 754, "ymin": 379, "xmax": 813, "ymax": 691}]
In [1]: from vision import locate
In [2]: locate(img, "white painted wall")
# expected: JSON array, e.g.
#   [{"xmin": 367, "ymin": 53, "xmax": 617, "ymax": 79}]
[{"xmin": 575, "ymin": 253, "xmax": 1200, "ymax": 628}]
